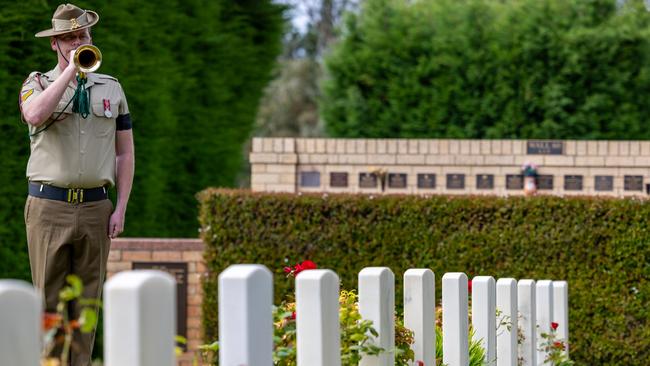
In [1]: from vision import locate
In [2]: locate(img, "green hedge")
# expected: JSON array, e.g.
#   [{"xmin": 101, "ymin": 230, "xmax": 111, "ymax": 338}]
[{"xmin": 199, "ymin": 189, "xmax": 649, "ymax": 365}]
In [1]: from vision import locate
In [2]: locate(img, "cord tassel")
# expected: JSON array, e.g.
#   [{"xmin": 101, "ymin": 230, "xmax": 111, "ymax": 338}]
[{"xmin": 72, "ymin": 74, "xmax": 90, "ymax": 118}]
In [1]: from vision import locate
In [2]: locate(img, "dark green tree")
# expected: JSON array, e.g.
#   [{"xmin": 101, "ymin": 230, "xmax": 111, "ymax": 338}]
[
  {"xmin": 323, "ymin": 0, "xmax": 650, "ymax": 140},
  {"xmin": 0, "ymin": 0, "xmax": 285, "ymax": 279}
]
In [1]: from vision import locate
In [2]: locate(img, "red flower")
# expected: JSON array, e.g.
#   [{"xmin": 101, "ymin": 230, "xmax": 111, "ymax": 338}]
[
  {"xmin": 417, "ymin": 361, "xmax": 425, "ymax": 366},
  {"xmin": 551, "ymin": 322, "xmax": 559, "ymax": 330},
  {"xmin": 293, "ymin": 260, "xmax": 318, "ymax": 276},
  {"xmin": 42, "ymin": 313, "xmax": 62, "ymax": 331},
  {"xmin": 291, "ymin": 311, "xmax": 296, "ymax": 320},
  {"xmin": 553, "ymin": 341, "xmax": 565, "ymax": 350},
  {"xmin": 284, "ymin": 260, "xmax": 318, "ymax": 277},
  {"xmin": 468, "ymin": 280, "xmax": 473, "ymax": 294},
  {"xmin": 300, "ymin": 260, "xmax": 317, "ymax": 270}
]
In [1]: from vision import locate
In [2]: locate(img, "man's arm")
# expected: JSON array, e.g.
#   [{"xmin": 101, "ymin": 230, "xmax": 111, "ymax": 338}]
[
  {"xmin": 108, "ymin": 129, "xmax": 134, "ymax": 239},
  {"xmin": 21, "ymin": 52, "xmax": 77, "ymax": 126}
]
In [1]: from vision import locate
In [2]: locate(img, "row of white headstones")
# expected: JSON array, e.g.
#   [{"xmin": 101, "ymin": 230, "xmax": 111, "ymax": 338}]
[{"xmin": 0, "ymin": 265, "xmax": 568, "ymax": 366}]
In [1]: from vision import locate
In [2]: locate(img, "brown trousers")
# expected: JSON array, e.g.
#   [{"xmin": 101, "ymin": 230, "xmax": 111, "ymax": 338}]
[{"xmin": 25, "ymin": 196, "xmax": 112, "ymax": 366}]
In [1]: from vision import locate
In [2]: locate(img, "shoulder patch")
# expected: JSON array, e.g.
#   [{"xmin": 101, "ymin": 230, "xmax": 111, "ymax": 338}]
[{"xmin": 21, "ymin": 89, "xmax": 34, "ymax": 102}]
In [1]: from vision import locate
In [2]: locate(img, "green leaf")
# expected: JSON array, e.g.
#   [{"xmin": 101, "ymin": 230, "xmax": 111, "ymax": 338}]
[{"xmin": 79, "ymin": 307, "xmax": 97, "ymax": 333}]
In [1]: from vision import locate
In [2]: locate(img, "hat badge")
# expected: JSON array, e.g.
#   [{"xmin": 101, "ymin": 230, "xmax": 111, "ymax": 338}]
[{"xmin": 70, "ymin": 18, "xmax": 80, "ymax": 30}]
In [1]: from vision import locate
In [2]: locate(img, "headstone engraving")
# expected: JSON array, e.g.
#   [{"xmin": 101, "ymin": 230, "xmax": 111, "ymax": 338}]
[
  {"xmin": 359, "ymin": 173, "xmax": 378, "ymax": 189},
  {"xmin": 527, "ymin": 140, "xmax": 564, "ymax": 155},
  {"xmin": 417, "ymin": 174, "xmax": 436, "ymax": 189},
  {"xmin": 132, "ymin": 262, "xmax": 188, "ymax": 350},
  {"xmin": 446, "ymin": 174, "xmax": 465, "ymax": 190},
  {"xmin": 564, "ymin": 175, "xmax": 583, "ymax": 191},
  {"xmin": 594, "ymin": 176, "xmax": 613, "ymax": 191},
  {"xmin": 388, "ymin": 173, "xmax": 407, "ymax": 189},
  {"xmin": 300, "ymin": 171, "xmax": 320, "ymax": 187},
  {"xmin": 624, "ymin": 175, "xmax": 643, "ymax": 191},
  {"xmin": 506, "ymin": 175, "xmax": 524, "ymax": 190},
  {"xmin": 476, "ymin": 174, "xmax": 494, "ymax": 190},
  {"xmin": 330, "ymin": 172, "xmax": 349, "ymax": 188},
  {"xmin": 537, "ymin": 175, "xmax": 554, "ymax": 190}
]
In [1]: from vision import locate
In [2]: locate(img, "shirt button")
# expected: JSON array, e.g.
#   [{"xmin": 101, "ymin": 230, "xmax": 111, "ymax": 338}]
[
  {"xmin": 80, "ymin": 150, "xmax": 85, "ymax": 154},
  {"xmin": 81, "ymin": 130, "xmax": 85, "ymax": 135}
]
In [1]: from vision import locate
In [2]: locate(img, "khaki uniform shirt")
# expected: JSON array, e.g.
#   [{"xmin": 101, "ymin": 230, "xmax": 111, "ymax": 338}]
[{"xmin": 20, "ymin": 66, "xmax": 129, "ymax": 188}]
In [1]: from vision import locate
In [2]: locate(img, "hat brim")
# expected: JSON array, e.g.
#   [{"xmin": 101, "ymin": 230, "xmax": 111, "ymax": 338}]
[{"xmin": 35, "ymin": 11, "xmax": 99, "ymax": 38}]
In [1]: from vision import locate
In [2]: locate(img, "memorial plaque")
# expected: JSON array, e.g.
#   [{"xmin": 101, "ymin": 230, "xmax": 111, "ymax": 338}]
[
  {"xmin": 537, "ymin": 175, "xmax": 554, "ymax": 190},
  {"xmin": 300, "ymin": 171, "xmax": 320, "ymax": 187},
  {"xmin": 564, "ymin": 175, "xmax": 583, "ymax": 191},
  {"xmin": 417, "ymin": 174, "xmax": 436, "ymax": 189},
  {"xmin": 359, "ymin": 173, "xmax": 378, "ymax": 188},
  {"xmin": 595, "ymin": 176, "xmax": 613, "ymax": 191},
  {"xmin": 624, "ymin": 175, "xmax": 643, "ymax": 191},
  {"xmin": 330, "ymin": 172, "xmax": 349, "ymax": 188},
  {"xmin": 527, "ymin": 140, "xmax": 564, "ymax": 155},
  {"xmin": 506, "ymin": 174, "xmax": 524, "ymax": 190},
  {"xmin": 446, "ymin": 174, "xmax": 465, "ymax": 190},
  {"xmin": 388, "ymin": 173, "xmax": 407, "ymax": 189},
  {"xmin": 132, "ymin": 262, "xmax": 188, "ymax": 350},
  {"xmin": 476, "ymin": 174, "xmax": 494, "ymax": 190}
]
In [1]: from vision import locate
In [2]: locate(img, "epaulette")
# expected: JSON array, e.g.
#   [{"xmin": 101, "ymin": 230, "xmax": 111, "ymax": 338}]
[
  {"xmin": 23, "ymin": 71, "xmax": 42, "ymax": 85},
  {"xmin": 94, "ymin": 73, "xmax": 118, "ymax": 82}
]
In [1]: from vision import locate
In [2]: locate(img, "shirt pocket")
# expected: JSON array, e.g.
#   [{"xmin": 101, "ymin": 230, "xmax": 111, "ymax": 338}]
[{"xmin": 91, "ymin": 101, "xmax": 118, "ymax": 137}]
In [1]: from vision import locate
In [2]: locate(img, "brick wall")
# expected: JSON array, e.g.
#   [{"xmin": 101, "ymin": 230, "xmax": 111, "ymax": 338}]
[
  {"xmin": 108, "ymin": 238, "xmax": 205, "ymax": 366},
  {"xmin": 250, "ymin": 138, "xmax": 650, "ymax": 197}
]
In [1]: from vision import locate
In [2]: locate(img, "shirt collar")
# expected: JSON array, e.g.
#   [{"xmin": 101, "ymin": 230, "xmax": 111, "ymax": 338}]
[{"xmin": 44, "ymin": 65, "xmax": 104, "ymax": 88}]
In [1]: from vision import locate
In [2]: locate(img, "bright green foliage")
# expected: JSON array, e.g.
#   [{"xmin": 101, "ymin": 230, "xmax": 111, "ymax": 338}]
[
  {"xmin": 199, "ymin": 189, "xmax": 650, "ymax": 365},
  {"xmin": 199, "ymin": 288, "xmax": 415, "ymax": 365},
  {"xmin": 323, "ymin": 0, "xmax": 650, "ymax": 140},
  {"xmin": 0, "ymin": 0, "xmax": 284, "ymax": 279},
  {"xmin": 434, "ymin": 327, "xmax": 487, "ymax": 366}
]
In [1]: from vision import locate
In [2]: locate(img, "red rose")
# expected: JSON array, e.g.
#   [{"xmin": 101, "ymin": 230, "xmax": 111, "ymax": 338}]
[
  {"xmin": 553, "ymin": 341, "xmax": 565, "ymax": 350},
  {"xmin": 291, "ymin": 311, "xmax": 296, "ymax": 320},
  {"xmin": 293, "ymin": 260, "xmax": 317, "ymax": 275},
  {"xmin": 468, "ymin": 280, "xmax": 473, "ymax": 294},
  {"xmin": 417, "ymin": 361, "xmax": 425, "ymax": 366},
  {"xmin": 283, "ymin": 266, "xmax": 293, "ymax": 274},
  {"xmin": 300, "ymin": 260, "xmax": 317, "ymax": 270},
  {"xmin": 551, "ymin": 322, "xmax": 559, "ymax": 330}
]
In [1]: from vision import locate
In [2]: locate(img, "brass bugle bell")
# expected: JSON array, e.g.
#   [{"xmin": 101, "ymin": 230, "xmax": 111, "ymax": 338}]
[{"xmin": 73, "ymin": 44, "xmax": 102, "ymax": 76}]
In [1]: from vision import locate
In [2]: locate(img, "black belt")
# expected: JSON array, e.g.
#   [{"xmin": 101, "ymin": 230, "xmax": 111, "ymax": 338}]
[{"xmin": 28, "ymin": 182, "xmax": 108, "ymax": 203}]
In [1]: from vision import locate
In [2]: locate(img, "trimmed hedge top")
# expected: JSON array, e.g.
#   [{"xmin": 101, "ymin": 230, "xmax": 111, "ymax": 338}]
[{"xmin": 199, "ymin": 189, "xmax": 649, "ymax": 365}]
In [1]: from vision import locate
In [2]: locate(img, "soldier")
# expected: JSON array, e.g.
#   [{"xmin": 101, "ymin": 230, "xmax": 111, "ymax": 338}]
[{"xmin": 19, "ymin": 4, "xmax": 134, "ymax": 365}]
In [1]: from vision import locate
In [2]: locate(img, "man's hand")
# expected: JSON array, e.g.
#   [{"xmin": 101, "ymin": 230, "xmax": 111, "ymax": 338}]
[{"xmin": 108, "ymin": 209, "xmax": 125, "ymax": 239}]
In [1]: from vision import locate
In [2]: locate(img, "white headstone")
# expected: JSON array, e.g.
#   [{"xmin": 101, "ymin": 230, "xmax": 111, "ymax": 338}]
[
  {"xmin": 404, "ymin": 269, "xmax": 435, "ymax": 366},
  {"xmin": 296, "ymin": 269, "xmax": 341, "ymax": 366},
  {"xmin": 496, "ymin": 278, "xmax": 518, "ymax": 366},
  {"xmin": 536, "ymin": 280, "xmax": 553, "ymax": 365},
  {"xmin": 218, "ymin": 264, "xmax": 273, "ymax": 366},
  {"xmin": 552, "ymin": 281, "xmax": 569, "ymax": 357},
  {"xmin": 0, "ymin": 280, "xmax": 41, "ymax": 366},
  {"xmin": 472, "ymin": 276, "xmax": 496, "ymax": 366},
  {"xmin": 359, "ymin": 267, "xmax": 395, "ymax": 366},
  {"xmin": 442, "ymin": 272, "xmax": 469, "ymax": 366},
  {"xmin": 517, "ymin": 279, "xmax": 536, "ymax": 366},
  {"xmin": 104, "ymin": 270, "xmax": 176, "ymax": 366}
]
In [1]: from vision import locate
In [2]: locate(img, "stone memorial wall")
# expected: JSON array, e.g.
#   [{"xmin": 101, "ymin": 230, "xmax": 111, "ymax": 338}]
[
  {"xmin": 108, "ymin": 238, "xmax": 204, "ymax": 366},
  {"xmin": 250, "ymin": 138, "xmax": 650, "ymax": 197}
]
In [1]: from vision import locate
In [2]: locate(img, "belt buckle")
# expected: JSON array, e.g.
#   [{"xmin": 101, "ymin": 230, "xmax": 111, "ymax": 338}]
[{"xmin": 67, "ymin": 188, "xmax": 84, "ymax": 204}]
